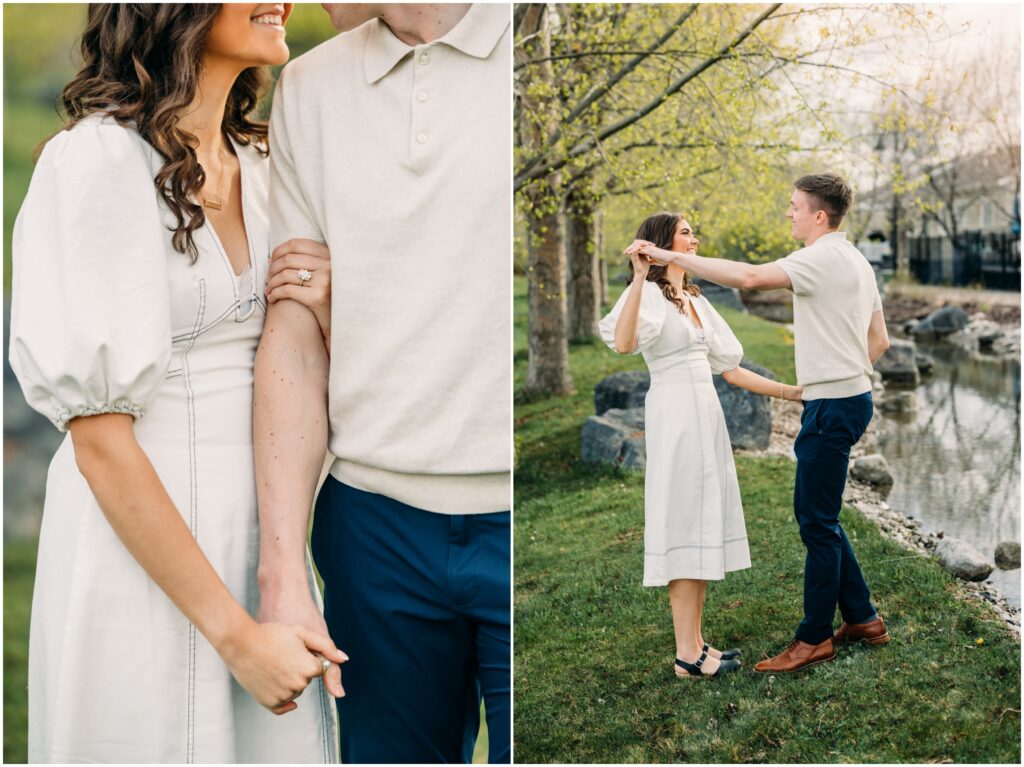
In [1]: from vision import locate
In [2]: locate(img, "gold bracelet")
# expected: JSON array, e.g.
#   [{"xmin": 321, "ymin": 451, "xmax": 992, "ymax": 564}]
[{"xmin": 780, "ymin": 384, "xmax": 785, "ymax": 400}]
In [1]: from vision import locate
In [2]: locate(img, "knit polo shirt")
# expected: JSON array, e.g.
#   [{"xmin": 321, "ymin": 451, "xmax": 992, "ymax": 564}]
[
  {"xmin": 268, "ymin": 5, "xmax": 512, "ymax": 514},
  {"xmin": 775, "ymin": 231, "xmax": 883, "ymax": 400}
]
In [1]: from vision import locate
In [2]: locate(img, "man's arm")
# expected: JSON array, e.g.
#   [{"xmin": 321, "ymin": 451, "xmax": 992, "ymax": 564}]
[
  {"xmin": 253, "ymin": 64, "xmax": 344, "ymax": 695},
  {"xmin": 629, "ymin": 241, "xmax": 792, "ymax": 291},
  {"xmin": 867, "ymin": 309, "xmax": 891, "ymax": 364},
  {"xmin": 253, "ymin": 298, "xmax": 343, "ymax": 693}
]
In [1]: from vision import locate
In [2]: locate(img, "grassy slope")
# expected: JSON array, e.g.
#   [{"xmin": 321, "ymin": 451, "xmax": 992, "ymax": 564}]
[{"xmin": 513, "ymin": 278, "xmax": 1021, "ymax": 764}]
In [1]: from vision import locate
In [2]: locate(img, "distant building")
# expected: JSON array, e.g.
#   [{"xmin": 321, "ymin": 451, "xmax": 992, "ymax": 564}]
[{"xmin": 851, "ymin": 145, "xmax": 1020, "ymax": 289}]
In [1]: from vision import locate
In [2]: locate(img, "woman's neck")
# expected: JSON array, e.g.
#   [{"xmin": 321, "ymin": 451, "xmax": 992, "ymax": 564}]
[
  {"xmin": 179, "ymin": 55, "xmax": 243, "ymax": 155},
  {"xmin": 665, "ymin": 260, "xmax": 687, "ymax": 295}
]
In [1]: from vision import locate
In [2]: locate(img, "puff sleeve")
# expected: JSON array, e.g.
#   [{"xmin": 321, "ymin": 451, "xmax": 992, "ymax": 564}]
[
  {"xmin": 699, "ymin": 296, "xmax": 744, "ymax": 374},
  {"xmin": 598, "ymin": 280, "xmax": 667, "ymax": 354},
  {"xmin": 8, "ymin": 117, "xmax": 172, "ymax": 432}
]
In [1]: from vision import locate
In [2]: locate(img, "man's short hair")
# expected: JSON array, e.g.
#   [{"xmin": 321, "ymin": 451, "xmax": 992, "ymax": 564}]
[{"xmin": 794, "ymin": 173, "xmax": 853, "ymax": 228}]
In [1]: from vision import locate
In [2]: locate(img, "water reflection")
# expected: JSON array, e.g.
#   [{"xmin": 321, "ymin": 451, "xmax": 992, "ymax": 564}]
[{"xmin": 878, "ymin": 344, "xmax": 1021, "ymax": 609}]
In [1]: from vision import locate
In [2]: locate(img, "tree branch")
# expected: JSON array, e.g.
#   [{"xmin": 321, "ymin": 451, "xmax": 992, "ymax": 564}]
[{"xmin": 515, "ymin": 3, "xmax": 782, "ymax": 193}]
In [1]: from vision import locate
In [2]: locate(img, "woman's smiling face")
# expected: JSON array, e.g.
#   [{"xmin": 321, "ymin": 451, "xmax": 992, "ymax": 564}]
[
  {"xmin": 203, "ymin": 4, "xmax": 294, "ymax": 69},
  {"xmin": 670, "ymin": 219, "xmax": 699, "ymax": 254}
]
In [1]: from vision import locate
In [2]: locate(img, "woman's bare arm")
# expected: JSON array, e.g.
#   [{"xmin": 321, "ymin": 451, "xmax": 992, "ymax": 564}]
[
  {"xmin": 69, "ymin": 413, "xmax": 345, "ymax": 712},
  {"xmin": 721, "ymin": 366, "xmax": 802, "ymax": 401}
]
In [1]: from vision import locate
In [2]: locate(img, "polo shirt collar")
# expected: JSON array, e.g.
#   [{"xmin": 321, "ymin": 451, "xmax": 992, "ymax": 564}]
[
  {"xmin": 817, "ymin": 231, "xmax": 848, "ymax": 243},
  {"xmin": 364, "ymin": 4, "xmax": 509, "ymax": 84}
]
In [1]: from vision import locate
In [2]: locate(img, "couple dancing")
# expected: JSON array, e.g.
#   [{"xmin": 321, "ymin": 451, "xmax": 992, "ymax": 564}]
[
  {"xmin": 601, "ymin": 174, "xmax": 893, "ymax": 678},
  {"xmin": 10, "ymin": 3, "xmax": 510, "ymax": 763}
]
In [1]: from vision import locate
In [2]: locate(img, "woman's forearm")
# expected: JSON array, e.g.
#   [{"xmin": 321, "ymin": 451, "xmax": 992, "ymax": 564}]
[
  {"xmin": 722, "ymin": 366, "xmax": 801, "ymax": 400},
  {"xmin": 70, "ymin": 414, "xmax": 255, "ymax": 658},
  {"xmin": 613, "ymin": 280, "xmax": 646, "ymax": 353}
]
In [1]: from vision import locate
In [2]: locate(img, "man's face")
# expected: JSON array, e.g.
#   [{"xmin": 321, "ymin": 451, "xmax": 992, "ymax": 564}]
[
  {"xmin": 321, "ymin": 3, "xmax": 382, "ymax": 32},
  {"xmin": 785, "ymin": 188, "xmax": 825, "ymax": 243}
]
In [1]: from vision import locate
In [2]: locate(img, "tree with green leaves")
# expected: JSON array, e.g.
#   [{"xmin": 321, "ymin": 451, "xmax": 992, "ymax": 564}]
[{"xmin": 515, "ymin": 2, "xmax": 943, "ymax": 398}]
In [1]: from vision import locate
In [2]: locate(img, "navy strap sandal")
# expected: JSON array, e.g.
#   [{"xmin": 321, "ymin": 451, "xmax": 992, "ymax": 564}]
[
  {"xmin": 675, "ymin": 647, "xmax": 742, "ymax": 678},
  {"xmin": 704, "ymin": 642, "xmax": 741, "ymax": 661}
]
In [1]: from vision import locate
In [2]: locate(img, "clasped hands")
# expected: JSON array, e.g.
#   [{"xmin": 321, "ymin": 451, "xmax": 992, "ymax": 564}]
[{"xmin": 624, "ymin": 238, "xmax": 663, "ymax": 263}]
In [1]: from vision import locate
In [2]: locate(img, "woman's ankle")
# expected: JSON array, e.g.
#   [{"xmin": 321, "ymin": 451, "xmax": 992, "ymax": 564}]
[{"xmin": 676, "ymin": 642, "xmax": 704, "ymax": 661}]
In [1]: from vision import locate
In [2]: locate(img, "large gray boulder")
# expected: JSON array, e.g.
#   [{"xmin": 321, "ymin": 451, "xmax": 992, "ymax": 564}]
[
  {"xmin": 594, "ymin": 370, "xmax": 650, "ymax": 415},
  {"xmin": 694, "ymin": 278, "xmax": 746, "ymax": 313},
  {"xmin": 994, "ymin": 541, "xmax": 1021, "ymax": 570},
  {"xmin": 874, "ymin": 338, "xmax": 920, "ymax": 387},
  {"xmin": 850, "ymin": 454, "xmax": 894, "ymax": 496},
  {"xmin": 585, "ymin": 359, "xmax": 778, "ymax": 467},
  {"xmin": 913, "ymin": 306, "xmax": 969, "ymax": 341},
  {"xmin": 581, "ymin": 407, "xmax": 646, "ymax": 470},
  {"xmin": 935, "ymin": 537, "xmax": 994, "ymax": 581},
  {"xmin": 714, "ymin": 359, "xmax": 775, "ymax": 450}
]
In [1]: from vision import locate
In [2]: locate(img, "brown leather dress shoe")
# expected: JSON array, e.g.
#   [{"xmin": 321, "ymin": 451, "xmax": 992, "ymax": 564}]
[
  {"xmin": 753, "ymin": 638, "xmax": 836, "ymax": 673},
  {"xmin": 834, "ymin": 615, "xmax": 890, "ymax": 646}
]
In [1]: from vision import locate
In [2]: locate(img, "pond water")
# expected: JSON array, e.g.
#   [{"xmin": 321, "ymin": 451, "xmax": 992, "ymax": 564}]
[{"xmin": 876, "ymin": 344, "xmax": 1021, "ymax": 609}]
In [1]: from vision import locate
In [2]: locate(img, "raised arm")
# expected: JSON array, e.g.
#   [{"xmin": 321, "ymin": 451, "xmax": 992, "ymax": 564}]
[
  {"xmin": 612, "ymin": 253, "xmax": 652, "ymax": 353},
  {"xmin": 867, "ymin": 308, "xmax": 891, "ymax": 364},
  {"xmin": 628, "ymin": 241, "xmax": 792, "ymax": 291}
]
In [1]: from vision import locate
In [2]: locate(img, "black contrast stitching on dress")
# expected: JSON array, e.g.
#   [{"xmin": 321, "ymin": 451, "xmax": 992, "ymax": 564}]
[
  {"xmin": 645, "ymin": 536, "xmax": 748, "ymax": 555},
  {"xmin": 181, "ymin": 278, "xmax": 206, "ymax": 764}
]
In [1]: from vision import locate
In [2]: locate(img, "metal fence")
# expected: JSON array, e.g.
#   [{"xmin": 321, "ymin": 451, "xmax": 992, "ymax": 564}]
[{"xmin": 908, "ymin": 231, "xmax": 1021, "ymax": 290}]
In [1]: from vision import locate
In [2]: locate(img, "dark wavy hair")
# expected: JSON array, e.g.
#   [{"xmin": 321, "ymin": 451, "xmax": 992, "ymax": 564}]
[
  {"xmin": 59, "ymin": 4, "xmax": 270, "ymax": 263},
  {"xmin": 626, "ymin": 212, "xmax": 701, "ymax": 313}
]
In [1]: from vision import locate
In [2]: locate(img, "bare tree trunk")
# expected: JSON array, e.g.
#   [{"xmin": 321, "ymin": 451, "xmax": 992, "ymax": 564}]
[
  {"xmin": 517, "ymin": 4, "xmax": 573, "ymax": 397},
  {"xmin": 565, "ymin": 185, "xmax": 600, "ymax": 342},
  {"xmin": 524, "ymin": 193, "xmax": 573, "ymax": 395},
  {"xmin": 891, "ymin": 191, "xmax": 908, "ymax": 279}
]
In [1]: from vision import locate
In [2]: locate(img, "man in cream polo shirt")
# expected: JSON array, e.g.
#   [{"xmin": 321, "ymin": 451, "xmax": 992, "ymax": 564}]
[
  {"xmin": 252, "ymin": 4, "xmax": 510, "ymax": 762},
  {"xmin": 627, "ymin": 174, "xmax": 892, "ymax": 674}
]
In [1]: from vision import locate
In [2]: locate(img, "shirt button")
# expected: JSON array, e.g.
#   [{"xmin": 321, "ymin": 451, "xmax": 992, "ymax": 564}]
[
  {"xmin": 416, "ymin": 133, "xmax": 428, "ymax": 144},
  {"xmin": 417, "ymin": 91, "xmax": 429, "ymax": 102},
  {"xmin": 419, "ymin": 51, "xmax": 430, "ymax": 65}
]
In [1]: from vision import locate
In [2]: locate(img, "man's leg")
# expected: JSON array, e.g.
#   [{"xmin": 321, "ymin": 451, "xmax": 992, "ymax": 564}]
[
  {"xmin": 454, "ymin": 512, "xmax": 511, "ymax": 764},
  {"xmin": 311, "ymin": 477, "xmax": 479, "ymax": 764},
  {"xmin": 793, "ymin": 397, "xmax": 875, "ymax": 644}
]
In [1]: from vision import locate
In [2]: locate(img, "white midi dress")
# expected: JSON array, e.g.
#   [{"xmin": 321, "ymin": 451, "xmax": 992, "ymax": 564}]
[
  {"xmin": 599, "ymin": 280, "xmax": 752, "ymax": 586},
  {"xmin": 9, "ymin": 115, "xmax": 338, "ymax": 763}
]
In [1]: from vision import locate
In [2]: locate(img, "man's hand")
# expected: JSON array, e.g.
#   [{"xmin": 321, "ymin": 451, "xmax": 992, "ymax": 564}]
[{"xmin": 258, "ymin": 580, "xmax": 346, "ymax": 700}]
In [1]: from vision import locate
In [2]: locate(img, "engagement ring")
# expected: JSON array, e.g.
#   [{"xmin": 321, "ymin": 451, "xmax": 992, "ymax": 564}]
[{"xmin": 297, "ymin": 269, "xmax": 313, "ymax": 285}]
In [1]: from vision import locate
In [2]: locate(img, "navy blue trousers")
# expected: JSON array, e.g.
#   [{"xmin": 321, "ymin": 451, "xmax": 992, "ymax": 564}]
[
  {"xmin": 793, "ymin": 394, "xmax": 878, "ymax": 644},
  {"xmin": 311, "ymin": 477, "xmax": 510, "ymax": 764}
]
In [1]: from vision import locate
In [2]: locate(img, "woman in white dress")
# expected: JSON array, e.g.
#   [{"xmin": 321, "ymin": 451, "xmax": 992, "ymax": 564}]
[
  {"xmin": 9, "ymin": 4, "xmax": 342, "ymax": 761},
  {"xmin": 600, "ymin": 213, "xmax": 802, "ymax": 679}
]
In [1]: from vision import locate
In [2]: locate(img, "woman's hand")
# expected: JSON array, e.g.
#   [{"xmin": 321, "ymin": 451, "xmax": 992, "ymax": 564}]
[
  {"xmin": 266, "ymin": 239, "xmax": 332, "ymax": 347},
  {"xmin": 781, "ymin": 384, "xmax": 803, "ymax": 401},
  {"xmin": 625, "ymin": 239, "xmax": 672, "ymax": 268},
  {"xmin": 629, "ymin": 249, "xmax": 652, "ymax": 281},
  {"xmin": 220, "ymin": 620, "xmax": 348, "ymax": 715}
]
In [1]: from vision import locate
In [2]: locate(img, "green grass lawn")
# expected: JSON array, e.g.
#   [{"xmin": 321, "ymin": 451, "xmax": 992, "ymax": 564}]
[
  {"xmin": 513, "ymin": 277, "xmax": 1021, "ymax": 763},
  {"xmin": 3, "ymin": 540, "xmax": 35, "ymax": 764}
]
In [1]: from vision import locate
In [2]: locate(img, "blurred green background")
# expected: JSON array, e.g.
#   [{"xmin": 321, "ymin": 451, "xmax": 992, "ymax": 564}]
[{"xmin": 4, "ymin": 5, "xmax": 487, "ymax": 764}]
